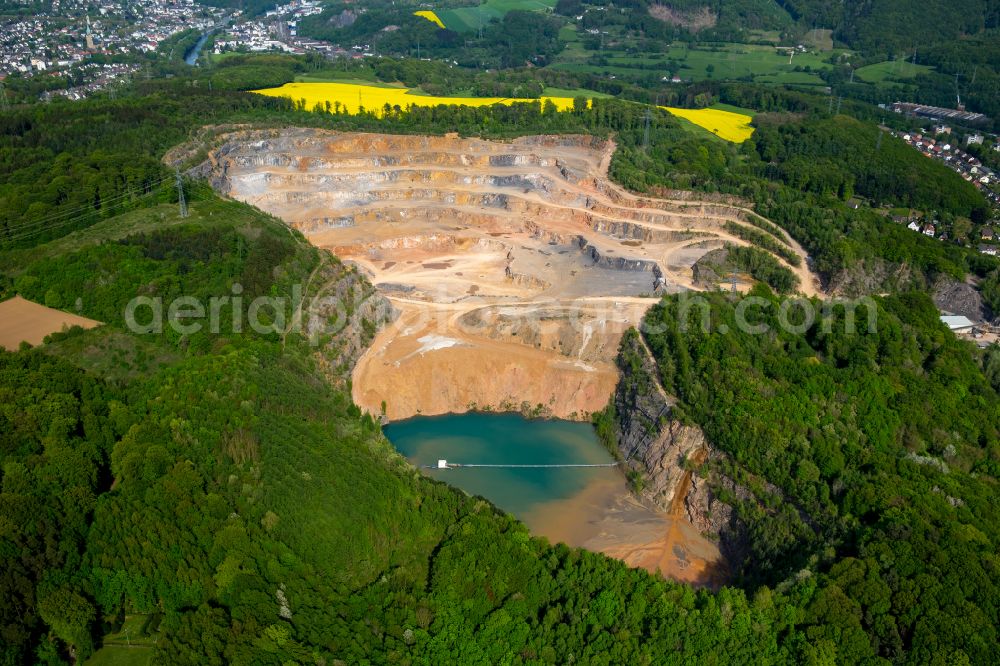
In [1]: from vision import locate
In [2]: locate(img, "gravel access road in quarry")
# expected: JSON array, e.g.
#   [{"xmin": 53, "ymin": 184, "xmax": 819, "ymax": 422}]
[{"xmin": 203, "ymin": 129, "xmax": 817, "ymax": 421}]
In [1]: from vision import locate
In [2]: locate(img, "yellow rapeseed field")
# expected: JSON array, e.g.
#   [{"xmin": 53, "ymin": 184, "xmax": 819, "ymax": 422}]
[
  {"xmin": 253, "ymin": 82, "xmax": 580, "ymax": 116},
  {"xmin": 413, "ymin": 10, "xmax": 446, "ymax": 29},
  {"xmin": 660, "ymin": 106, "xmax": 755, "ymax": 143},
  {"xmin": 253, "ymin": 83, "xmax": 753, "ymax": 142}
]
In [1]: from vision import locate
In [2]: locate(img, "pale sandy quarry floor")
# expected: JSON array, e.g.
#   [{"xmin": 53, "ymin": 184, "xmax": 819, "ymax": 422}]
[{"xmin": 206, "ymin": 129, "xmax": 817, "ymax": 421}]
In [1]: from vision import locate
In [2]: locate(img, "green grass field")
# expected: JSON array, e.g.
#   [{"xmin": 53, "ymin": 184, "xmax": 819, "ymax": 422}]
[
  {"xmin": 549, "ymin": 41, "xmax": 839, "ymax": 87},
  {"xmin": 754, "ymin": 71, "xmax": 827, "ymax": 85},
  {"xmin": 437, "ymin": 0, "xmax": 556, "ymax": 32},
  {"xmin": 85, "ymin": 614, "xmax": 159, "ymax": 666},
  {"xmin": 203, "ymin": 51, "xmax": 245, "ymax": 65},
  {"xmin": 710, "ymin": 102, "xmax": 758, "ymax": 117},
  {"xmin": 86, "ymin": 647, "xmax": 153, "ymax": 666},
  {"xmin": 801, "ymin": 28, "xmax": 834, "ymax": 51},
  {"xmin": 558, "ymin": 24, "xmax": 579, "ymax": 43},
  {"xmin": 296, "ymin": 74, "xmax": 402, "ymax": 88},
  {"xmin": 542, "ymin": 86, "xmax": 612, "ymax": 98},
  {"xmin": 746, "ymin": 30, "xmax": 782, "ymax": 44},
  {"xmin": 856, "ymin": 59, "xmax": 934, "ymax": 83}
]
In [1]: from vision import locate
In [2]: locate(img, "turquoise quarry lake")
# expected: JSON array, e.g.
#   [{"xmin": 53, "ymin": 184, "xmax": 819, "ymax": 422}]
[
  {"xmin": 384, "ymin": 412, "xmax": 727, "ymax": 586},
  {"xmin": 383, "ymin": 412, "xmax": 619, "ymax": 517}
]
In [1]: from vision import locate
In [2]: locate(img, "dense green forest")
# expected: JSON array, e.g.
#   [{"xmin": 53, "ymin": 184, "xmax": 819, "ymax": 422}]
[
  {"xmin": 779, "ymin": 0, "xmax": 1000, "ymax": 52},
  {"xmin": 0, "ymin": 199, "xmax": 870, "ymax": 665},
  {"xmin": 2, "ymin": 52, "xmax": 1000, "ymax": 663},
  {"xmin": 751, "ymin": 115, "xmax": 984, "ymax": 216},
  {"xmin": 7, "ymin": 198, "xmax": 998, "ymax": 664},
  {"xmin": 639, "ymin": 288, "xmax": 1000, "ymax": 662}
]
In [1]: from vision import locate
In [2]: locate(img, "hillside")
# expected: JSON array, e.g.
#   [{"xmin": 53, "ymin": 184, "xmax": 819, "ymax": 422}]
[
  {"xmin": 606, "ymin": 289, "xmax": 1000, "ymax": 661},
  {"xmin": 1, "ymin": 62, "xmax": 1000, "ymax": 664},
  {"xmin": 0, "ymin": 192, "xmax": 851, "ymax": 664},
  {"xmin": 5, "ymin": 194, "xmax": 999, "ymax": 664},
  {"xmin": 779, "ymin": 0, "xmax": 1000, "ymax": 52}
]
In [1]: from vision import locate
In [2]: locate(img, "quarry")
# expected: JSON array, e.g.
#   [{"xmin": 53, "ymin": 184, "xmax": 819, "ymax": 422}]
[{"xmin": 199, "ymin": 128, "xmax": 816, "ymax": 422}]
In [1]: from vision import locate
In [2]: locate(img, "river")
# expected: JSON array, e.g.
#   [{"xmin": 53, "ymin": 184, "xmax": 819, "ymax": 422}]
[
  {"xmin": 184, "ymin": 32, "xmax": 211, "ymax": 66},
  {"xmin": 384, "ymin": 412, "xmax": 727, "ymax": 587}
]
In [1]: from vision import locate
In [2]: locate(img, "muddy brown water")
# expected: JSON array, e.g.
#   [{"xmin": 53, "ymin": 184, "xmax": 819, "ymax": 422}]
[{"xmin": 384, "ymin": 412, "xmax": 726, "ymax": 587}]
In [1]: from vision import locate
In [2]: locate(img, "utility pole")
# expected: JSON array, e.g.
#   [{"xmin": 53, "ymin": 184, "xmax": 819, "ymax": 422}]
[
  {"xmin": 642, "ymin": 107, "xmax": 651, "ymax": 152},
  {"xmin": 175, "ymin": 169, "xmax": 188, "ymax": 218}
]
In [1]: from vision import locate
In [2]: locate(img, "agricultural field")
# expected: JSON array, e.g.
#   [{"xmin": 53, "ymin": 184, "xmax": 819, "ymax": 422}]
[
  {"xmin": 855, "ymin": 59, "xmax": 934, "ymax": 83},
  {"xmin": 0, "ymin": 296, "xmax": 102, "ymax": 350},
  {"xmin": 550, "ymin": 42, "xmax": 839, "ymax": 88},
  {"xmin": 800, "ymin": 28, "xmax": 835, "ymax": 51},
  {"xmin": 85, "ymin": 614, "xmax": 159, "ymax": 666},
  {"xmin": 436, "ymin": 0, "xmax": 557, "ymax": 33},
  {"xmin": 542, "ymin": 85, "xmax": 611, "ymax": 98},
  {"xmin": 85, "ymin": 647, "xmax": 152, "ymax": 666},
  {"xmin": 413, "ymin": 10, "xmax": 446, "ymax": 29},
  {"xmin": 253, "ymin": 81, "xmax": 580, "ymax": 114},
  {"xmin": 254, "ymin": 80, "xmax": 752, "ymax": 141},
  {"xmin": 661, "ymin": 105, "xmax": 755, "ymax": 143}
]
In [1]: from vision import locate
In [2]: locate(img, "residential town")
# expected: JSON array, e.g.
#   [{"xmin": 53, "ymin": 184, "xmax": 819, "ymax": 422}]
[
  {"xmin": 1, "ymin": 0, "xmax": 223, "ymax": 97},
  {"xmin": 1, "ymin": 0, "xmax": 222, "ymax": 72},
  {"xmin": 892, "ymin": 127, "xmax": 1000, "ymax": 202},
  {"xmin": 0, "ymin": 0, "xmax": 342, "ymax": 100},
  {"xmin": 875, "ymin": 122, "xmax": 1000, "ymax": 252},
  {"xmin": 211, "ymin": 0, "xmax": 342, "ymax": 58}
]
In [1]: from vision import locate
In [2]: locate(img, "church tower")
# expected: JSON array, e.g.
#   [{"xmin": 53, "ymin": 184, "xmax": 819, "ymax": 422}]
[{"xmin": 85, "ymin": 16, "xmax": 96, "ymax": 51}]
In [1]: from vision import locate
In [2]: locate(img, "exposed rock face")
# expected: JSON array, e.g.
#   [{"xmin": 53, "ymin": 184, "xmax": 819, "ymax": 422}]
[
  {"xmin": 612, "ymin": 332, "xmax": 672, "ymax": 462},
  {"xmin": 300, "ymin": 258, "xmax": 398, "ymax": 389},
  {"xmin": 827, "ymin": 257, "xmax": 922, "ymax": 296},
  {"xmin": 648, "ymin": 4, "xmax": 717, "ymax": 31},
  {"xmin": 638, "ymin": 421, "xmax": 707, "ymax": 510},
  {"xmin": 611, "ymin": 329, "xmax": 747, "ymax": 563},
  {"xmin": 192, "ymin": 128, "xmax": 813, "ymax": 420},
  {"xmin": 933, "ymin": 276, "xmax": 992, "ymax": 323},
  {"xmin": 692, "ymin": 247, "xmax": 729, "ymax": 289}
]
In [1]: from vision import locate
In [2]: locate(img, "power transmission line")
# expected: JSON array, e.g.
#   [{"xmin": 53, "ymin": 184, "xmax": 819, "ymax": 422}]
[
  {"xmin": 2, "ymin": 176, "xmax": 172, "ymax": 235},
  {"xmin": 642, "ymin": 107, "xmax": 651, "ymax": 152},
  {"xmin": 175, "ymin": 169, "xmax": 188, "ymax": 218},
  {"xmin": 2, "ymin": 184, "xmax": 171, "ymax": 245},
  {"xmin": 3, "ymin": 183, "xmax": 170, "ymax": 236},
  {"xmin": 2, "ymin": 180, "xmax": 172, "ymax": 244}
]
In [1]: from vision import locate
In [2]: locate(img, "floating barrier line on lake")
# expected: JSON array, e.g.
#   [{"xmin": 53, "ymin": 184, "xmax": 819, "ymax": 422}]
[{"xmin": 422, "ymin": 462, "xmax": 622, "ymax": 469}]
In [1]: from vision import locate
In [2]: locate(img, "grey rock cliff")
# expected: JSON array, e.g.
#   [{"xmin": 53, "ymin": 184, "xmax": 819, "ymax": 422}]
[{"xmin": 611, "ymin": 328, "xmax": 748, "ymax": 562}]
